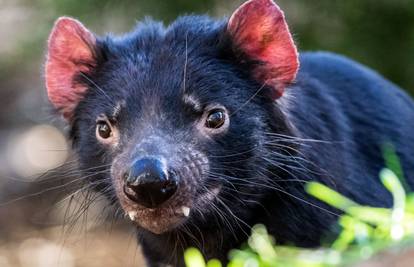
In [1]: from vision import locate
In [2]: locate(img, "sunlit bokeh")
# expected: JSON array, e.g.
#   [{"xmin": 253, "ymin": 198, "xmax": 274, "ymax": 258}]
[
  {"xmin": 7, "ymin": 124, "xmax": 68, "ymax": 179},
  {"xmin": 18, "ymin": 238, "xmax": 74, "ymax": 267}
]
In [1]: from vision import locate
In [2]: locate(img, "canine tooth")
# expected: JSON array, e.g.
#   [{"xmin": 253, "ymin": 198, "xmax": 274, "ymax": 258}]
[
  {"xmin": 128, "ymin": 211, "xmax": 137, "ymax": 221},
  {"xmin": 181, "ymin": 206, "xmax": 190, "ymax": 217}
]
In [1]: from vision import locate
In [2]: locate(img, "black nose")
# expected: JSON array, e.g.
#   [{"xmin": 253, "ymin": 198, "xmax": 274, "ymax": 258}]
[{"xmin": 123, "ymin": 158, "xmax": 178, "ymax": 208}]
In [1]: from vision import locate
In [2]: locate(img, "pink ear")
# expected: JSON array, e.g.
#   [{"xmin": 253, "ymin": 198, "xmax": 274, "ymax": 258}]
[
  {"xmin": 228, "ymin": 0, "xmax": 299, "ymax": 99},
  {"xmin": 45, "ymin": 17, "xmax": 97, "ymax": 120}
]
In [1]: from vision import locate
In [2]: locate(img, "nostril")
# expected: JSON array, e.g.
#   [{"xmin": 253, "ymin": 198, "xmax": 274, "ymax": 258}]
[
  {"xmin": 122, "ymin": 158, "xmax": 178, "ymax": 208},
  {"xmin": 123, "ymin": 172, "xmax": 136, "ymax": 186},
  {"xmin": 159, "ymin": 178, "xmax": 178, "ymax": 195}
]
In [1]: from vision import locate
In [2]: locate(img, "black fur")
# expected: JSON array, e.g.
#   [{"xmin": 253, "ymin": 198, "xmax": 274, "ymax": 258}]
[{"xmin": 66, "ymin": 15, "xmax": 414, "ymax": 266}]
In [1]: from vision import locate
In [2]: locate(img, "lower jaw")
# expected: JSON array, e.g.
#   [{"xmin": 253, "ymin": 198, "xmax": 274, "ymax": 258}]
[
  {"xmin": 121, "ymin": 187, "xmax": 221, "ymax": 234},
  {"xmin": 137, "ymin": 217, "xmax": 188, "ymax": 234},
  {"xmin": 126, "ymin": 208, "xmax": 190, "ymax": 234}
]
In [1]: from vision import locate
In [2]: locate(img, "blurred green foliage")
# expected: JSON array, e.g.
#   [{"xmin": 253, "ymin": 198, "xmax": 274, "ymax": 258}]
[
  {"xmin": 288, "ymin": 0, "xmax": 414, "ymax": 96},
  {"xmin": 184, "ymin": 168, "xmax": 414, "ymax": 267}
]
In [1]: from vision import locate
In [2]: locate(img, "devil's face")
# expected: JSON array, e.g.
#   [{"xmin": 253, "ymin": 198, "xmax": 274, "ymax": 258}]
[{"xmin": 45, "ymin": 0, "xmax": 298, "ymax": 234}]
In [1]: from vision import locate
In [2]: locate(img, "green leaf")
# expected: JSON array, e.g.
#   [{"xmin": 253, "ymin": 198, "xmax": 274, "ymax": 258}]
[
  {"xmin": 382, "ymin": 144, "xmax": 408, "ymax": 190},
  {"xmin": 306, "ymin": 182, "xmax": 358, "ymax": 211},
  {"xmin": 185, "ymin": 248, "xmax": 206, "ymax": 267},
  {"xmin": 207, "ymin": 259, "xmax": 222, "ymax": 267}
]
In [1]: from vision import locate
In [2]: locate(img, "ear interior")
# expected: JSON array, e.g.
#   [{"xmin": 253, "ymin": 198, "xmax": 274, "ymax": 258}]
[
  {"xmin": 227, "ymin": 0, "xmax": 299, "ymax": 99},
  {"xmin": 45, "ymin": 17, "xmax": 97, "ymax": 120}
]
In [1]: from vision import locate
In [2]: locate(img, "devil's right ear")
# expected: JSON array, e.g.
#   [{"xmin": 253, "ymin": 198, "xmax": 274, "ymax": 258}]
[{"xmin": 45, "ymin": 17, "xmax": 98, "ymax": 120}]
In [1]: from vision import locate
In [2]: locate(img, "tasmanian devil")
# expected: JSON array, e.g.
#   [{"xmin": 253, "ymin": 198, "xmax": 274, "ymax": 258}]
[{"xmin": 44, "ymin": 0, "xmax": 414, "ymax": 266}]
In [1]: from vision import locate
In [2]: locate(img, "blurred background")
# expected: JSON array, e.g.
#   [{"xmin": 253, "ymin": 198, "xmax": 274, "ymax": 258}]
[{"xmin": 0, "ymin": 0, "xmax": 413, "ymax": 266}]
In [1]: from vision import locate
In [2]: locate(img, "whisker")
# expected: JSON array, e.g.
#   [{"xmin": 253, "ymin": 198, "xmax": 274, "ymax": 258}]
[
  {"xmin": 229, "ymin": 83, "xmax": 266, "ymax": 116},
  {"xmin": 0, "ymin": 169, "xmax": 110, "ymax": 207},
  {"xmin": 205, "ymin": 170, "xmax": 340, "ymax": 218},
  {"xmin": 79, "ymin": 72, "xmax": 115, "ymax": 106}
]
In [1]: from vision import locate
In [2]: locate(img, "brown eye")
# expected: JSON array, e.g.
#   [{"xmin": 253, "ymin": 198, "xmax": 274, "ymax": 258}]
[
  {"xmin": 97, "ymin": 121, "xmax": 112, "ymax": 139},
  {"xmin": 205, "ymin": 109, "xmax": 226, "ymax": 129}
]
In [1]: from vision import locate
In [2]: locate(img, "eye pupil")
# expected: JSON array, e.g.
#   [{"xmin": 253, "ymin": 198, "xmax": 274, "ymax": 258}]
[
  {"xmin": 97, "ymin": 122, "xmax": 112, "ymax": 139},
  {"xmin": 206, "ymin": 110, "xmax": 225, "ymax": 129}
]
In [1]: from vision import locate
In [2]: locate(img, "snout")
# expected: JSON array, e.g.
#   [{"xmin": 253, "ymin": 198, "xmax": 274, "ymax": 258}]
[
  {"xmin": 111, "ymin": 145, "xmax": 211, "ymax": 234},
  {"xmin": 123, "ymin": 157, "xmax": 178, "ymax": 208}
]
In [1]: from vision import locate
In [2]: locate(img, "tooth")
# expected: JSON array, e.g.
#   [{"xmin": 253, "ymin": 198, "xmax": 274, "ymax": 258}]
[
  {"xmin": 128, "ymin": 211, "xmax": 137, "ymax": 221},
  {"xmin": 181, "ymin": 206, "xmax": 190, "ymax": 217}
]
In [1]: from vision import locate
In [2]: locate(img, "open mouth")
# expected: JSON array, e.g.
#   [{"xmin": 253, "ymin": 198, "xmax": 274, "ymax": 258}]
[
  {"xmin": 119, "ymin": 185, "xmax": 221, "ymax": 234},
  {"xmin": 126, "ymin": 205, "xmax": 190, "ymax": 221},
  {"xmin": 123, "ymin": 205, "xmax": 191, "ymax": 234}
]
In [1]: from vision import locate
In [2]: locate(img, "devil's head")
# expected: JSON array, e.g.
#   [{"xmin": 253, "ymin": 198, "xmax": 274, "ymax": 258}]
[{"xmin": 45, "ymin": 0, "xmax": 299, "ymax": 234}]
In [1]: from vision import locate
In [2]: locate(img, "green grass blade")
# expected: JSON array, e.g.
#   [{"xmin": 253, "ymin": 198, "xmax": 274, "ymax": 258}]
[
  {"xmin": 306, "ymin": 182, "xmax": 359, "ymax": 212},
  {"xmin": 380, "ymin": 169, "xmax": 406, "ymax": 241}
]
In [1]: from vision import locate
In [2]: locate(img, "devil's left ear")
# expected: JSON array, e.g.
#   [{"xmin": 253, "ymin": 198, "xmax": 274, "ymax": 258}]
[
  {"xmin": 227, "ymin": 0, "xmax": 299, "ymax": 99},
  {"xmin": 45, "ymin": 17, "xmax": 98, "ymax": 120}
]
